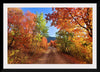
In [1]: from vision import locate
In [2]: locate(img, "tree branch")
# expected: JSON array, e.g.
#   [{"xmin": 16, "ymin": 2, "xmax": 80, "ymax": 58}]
[{"xmin": 66, "ymin": 8, "xmax": 92, "ymax": 37}]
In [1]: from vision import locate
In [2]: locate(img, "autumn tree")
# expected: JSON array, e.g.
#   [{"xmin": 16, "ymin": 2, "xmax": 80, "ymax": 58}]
[
  {"xmin": 8, "ymin": 8, "xmax": 36, "ymax": 50},
  {"xmin": 8, "ymin": 8, "xmax": 24, "ymax": 49},
  {"xmin": 20, "ymin": 10, "xmax": 36, "ymax": 50},
  {"xmin": 45, "ymin": 8, "xmax": 92, "ymax": 41},
  {"xmin": 49, "ymin": 40, "xmax": 56, "ymax": 48},
  {"xmin": 49, "ymin": 40, "xmax": 54, "ymax": 47},
  {"xmin": 56, "ymin": 30, "xmax": 74, "ymax": 53},
  {"xmin": 36, "ymin": 12, "xmax": 49, "ymax": 37},
  {"xmin": 8, "ymin": 8, "xmax": 49, "ymax": 64},
  {"xmin": 41, "ymin": 37, "xmax": 48, "ymax": 50},
  {"xmin": 45, "ymin": 8, "xmax": 92, "ymax": 63}
]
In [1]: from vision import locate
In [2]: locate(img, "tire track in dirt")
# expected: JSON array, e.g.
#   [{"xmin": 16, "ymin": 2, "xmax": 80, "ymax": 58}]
[{"xmin": 34, "ymin": 47, "xmax": 74, "ymax": 64}]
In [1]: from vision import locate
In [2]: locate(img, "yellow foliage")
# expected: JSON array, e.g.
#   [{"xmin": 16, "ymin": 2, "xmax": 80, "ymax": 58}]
[{"xmin": 10, "ymin": 51, "xmax": 15, "ymax": 56}]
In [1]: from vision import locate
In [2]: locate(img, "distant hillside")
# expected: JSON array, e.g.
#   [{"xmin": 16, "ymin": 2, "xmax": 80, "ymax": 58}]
[{"xmin": 47, "ymin": 37, "xmax": 56, "ymax": 43}]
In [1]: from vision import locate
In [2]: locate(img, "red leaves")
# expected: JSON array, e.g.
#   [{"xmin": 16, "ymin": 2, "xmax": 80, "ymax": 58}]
[
  {"xmin": 8, "ymin": 8, "xmax": 23, "ymax": 26},
  {"xmin": 8, "ymin": 8, "xmax": 37, "ymax": 50},
  {"xmin": 45, "ymin": 7, "xmax": 92, "ymax": 38},
  {"xmin": 67, "ymin": 8, "xmax": 73, "ymax": 11}
]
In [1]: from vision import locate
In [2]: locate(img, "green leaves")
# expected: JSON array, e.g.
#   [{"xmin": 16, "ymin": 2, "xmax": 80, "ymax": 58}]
[
  {"xmin": 56, "ymin": 30, "xmax": 74, "ymax": 53},
  {"xmin": 36, "ymin": 12, "xmax": 49, "ymax": 37},
  {"xmin": 35, "ymin": 33, "xmax": 43, "ymax": 42}
]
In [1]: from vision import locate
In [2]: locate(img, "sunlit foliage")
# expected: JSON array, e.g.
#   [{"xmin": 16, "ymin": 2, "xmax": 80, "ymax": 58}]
[
  {"xmin": 46, "ymin": 8, "xmax": 92, "ymax": 63},
  {"xmin": 8, "ymin": 7, "xmax": 93, "ymax": 64},
  {"xmin": 8, "ymin": 8, "xmax": 49, "ymax": 64}
]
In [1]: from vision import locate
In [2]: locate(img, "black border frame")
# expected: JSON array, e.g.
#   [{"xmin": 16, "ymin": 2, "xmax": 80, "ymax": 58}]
[{"xmin": 1, "ymin": 0, "xmax": 99, "ymax": 72}]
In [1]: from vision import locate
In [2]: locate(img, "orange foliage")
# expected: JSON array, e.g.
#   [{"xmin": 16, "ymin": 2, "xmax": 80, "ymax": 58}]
[
  {"xmin": 45, "ymin": 8, "xmax": 92, "ymax": 40},
  {"xmin": 8, "ymin": 8, "xmax": 36, "ymax": 49},
  {"xmin": 49, "ymin": 40, "xmax": 56, "ymax": 47},
  {"xmin": 40, "ymin": 37, "xmax": 48, "ymax": 50}
]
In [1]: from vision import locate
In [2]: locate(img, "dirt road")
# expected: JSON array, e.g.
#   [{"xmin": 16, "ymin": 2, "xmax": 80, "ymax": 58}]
[{"xmin": 34, "ymin": 47, "xmax": 81, "ymax": 64}]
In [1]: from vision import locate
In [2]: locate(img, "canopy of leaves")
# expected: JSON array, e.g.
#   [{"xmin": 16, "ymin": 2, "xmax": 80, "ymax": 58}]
[
  {"xmin": 45, "ymin": 8, "xmax": 92, "ymax": 39},
  {"xmin": 36, "ymin": 12, "xmax": 49, "ymax": 37}
]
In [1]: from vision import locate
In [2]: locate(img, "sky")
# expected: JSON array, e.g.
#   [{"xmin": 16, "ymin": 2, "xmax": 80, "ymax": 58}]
[{"xmin": 21, "ymin": 8, "xmax": 59, "ymax": 37}]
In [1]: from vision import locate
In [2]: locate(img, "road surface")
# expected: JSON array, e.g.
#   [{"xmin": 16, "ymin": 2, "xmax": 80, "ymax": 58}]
[{"xmin": 34, "ymin": 47, "xmax": 81, "ymax": 64}]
